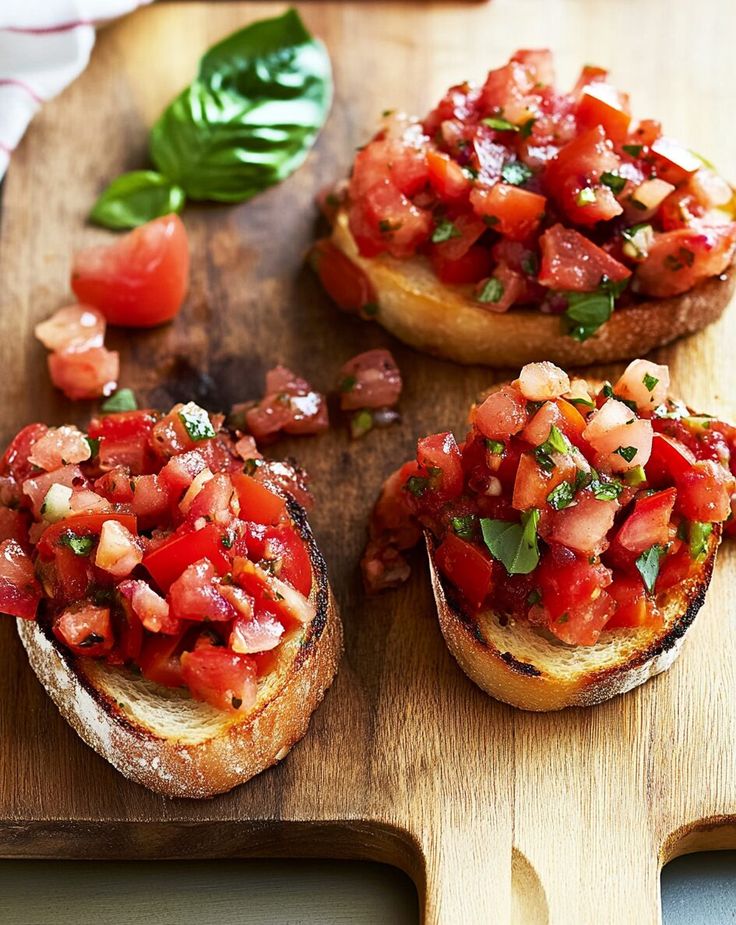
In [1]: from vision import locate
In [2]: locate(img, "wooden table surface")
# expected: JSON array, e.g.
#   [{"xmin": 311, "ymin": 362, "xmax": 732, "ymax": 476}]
[{"xmin": 2, "ymin": 1, "xmax": 736, "ymax": 923}]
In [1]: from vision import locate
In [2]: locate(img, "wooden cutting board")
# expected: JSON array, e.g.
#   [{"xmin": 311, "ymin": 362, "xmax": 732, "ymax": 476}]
[{"xmin": 1, "ymin": 2, "xmax": 735, "ymax": 922}]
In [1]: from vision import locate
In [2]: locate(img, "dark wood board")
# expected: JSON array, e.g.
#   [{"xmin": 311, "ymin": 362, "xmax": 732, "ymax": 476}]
[{"xmin": 1, "ymin": 2, "xmax": 736, "ymax": 922}]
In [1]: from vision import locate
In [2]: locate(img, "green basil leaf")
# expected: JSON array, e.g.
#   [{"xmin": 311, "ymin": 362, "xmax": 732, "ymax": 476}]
[
  {"xmin": 60, "ymin": 533, "xmax": 95, "ymax": 557},
  {"xmin": 562, "ymin": 289, "xmax": 613, "ymax": 342},
  {"xmin": 483, "ymin": 116, "xmax": 518, "ymax": 132},
  {"xmin": 432, "ymin": 218, "xmax": 461, "ymax": 244},
  {"xmin": 350, "ymin": 409, "xmax": 374, "ymax": 439},
  {"xmin": 451, "ymin": 514, "xmax": 477, "ymax": 540},
  {"xmin": 500, "ymin": 160, "xmax": 533, "ymax": 186},
  {"xmin": 102, "ymin": 389, "xmax": 138, "ymax": 413},
  {"xmin": 689, "ymin": 521, "xmax": 713, "ymax": 560},
  {"xmin": 178, "ymin": 402, "xmax": 216, "ymax": 441},
  {"xmin": 481, "ymin": 509, "xmax": 540, "ymax": 575},
  {"xmin": 150, "ymin": 9, "xmax": 333, "ymax": 203},
  {"xmin": 614, "ymin": 445, "xmax": 638, "ymax": 463},
  {"xmin": 477, "ymin": 278, "xmax": 505, "ymax": 303},
  {"xmin": 547, "ymin": 481, "xmax": 575, "ymax": 510},
  {"xmin": 600, "ymin": 171, "xmax": 626, "ymax": 194},
  {"xmin": 636, "ymin": 544, "xmax": 664, "ymax": 594},
  {"xmin": 485, "ymin": 438, "xmax": 505, "ymax": 456},
  {"xmin": 90, "ymin": 171, "xmax": 186, "ymax": 230}
]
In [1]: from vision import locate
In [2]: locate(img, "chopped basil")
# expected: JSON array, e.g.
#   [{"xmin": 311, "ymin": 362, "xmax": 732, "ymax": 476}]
[
  {"xmin": 567, "ymin": 395, "xmax": 595, "ymax": 410},
  {"xmin": 600, "ymin": 171, "xmax": 626, "ymax": 194},
  {"xmin": 664, "ymin": 247, "xmax": 696, "ymax": 271},
  {"xmin": 221, "ymin": 533, "xmax": 234, "ymax": 549},
  {"xmin": 406, "ymin": 475, "xmax": 428, "ymax": 497},
  {"xmin": 535, "ymin": 425, "xmax": 568, "ymax": 472},
  {"xmin": 485, "ymin": 438, "xmax": 505, "ymax": 456},
  {"xmin": 624, "ymin": 465, "xmax": 647, "ymax": 487},
  {"xmin": 526, "ymin": 588, "xmax": 541, "ymax": 606},
  {"xmin": 642, "ymin": 372, "xmax": 659, "ymax": 392},
  {"xmin": 689, "ymin": 521, "xmax": 713, "ymax": 560},
  {"xmin": 243, "ymin": 457, "xmax": 264, "ymax": 476},
  {"xmin": 614, "ymin": 445, "xmax": 638, "ymax": 463},
  {"xmin": 85, "ymin": 436, "xmax": 100, "ymax": 457},
  {"xmin": 501, "ymin": 160, "xmax": 533, "ymax": 186},
  {"xmin": 547, "ymin": 480, "xmax": 575, "ymax": 510},
  {"xmin": 557, "ymin": 612, "xmax": 570, "ymax": 624},
  {"xmin": 576, "ymin": 187, "xmax": 597, "ymax": 206},
  {"xmin": 520, "ymin": 253, "xmax": 538, "ymax": 277},
  {"xmin": 683, "ymin": 415, "xmax": 713, "ymax": 431},
  {"xmin": 60, "ymin": 533, "xmax": 94, "ymax": 557},
  {"xmin": 621, "ymin": 222, "xmax": 653, "ymax": 259},
  {"xmin": 477, "ymin": 277, "xmax": 504, "ymax": 304},
  {"xmin": 590, "ymin": 475, "xmax": 624, "ymax": 501},
  {"xmin": 483, "ymin": 116, "xmax": 518, "ymax": 132},
  {"xmin": 480, "ymin": 509, "xmax": 540, "ymax": 576},
  {"xmin": 350, "ymin": 409, "xmax": 374, "ymax": 439},
  {"xmin": 482, "ymin": 214, "xmax": 500, "ymax": 227},
  {"xmin": 339, "ymin": 375, "xmax": 357, "ymax": 393},
  {"xmin": 431, "ymin": 218, "xmax": 461, "ymax": 244},
  {"xmin": 101, "ymin": 388, "xmax": 138, "ymax": 413},
  {"xmin": 451, "ymin": 514, "xmax": 477, "ymax": 540},
  {"xmin": 562, "ymin": 289, "xmax": 613, "ymax": 342},
  {"xmin": 520, "ymin": 117, "xmax": 536, "ymax": 139},
  {"xmin": 623, "ymin": 144, "xmax": 643, "ymax": 157},
  {"xmin": 178, "ymin": 402, "xmax": 216, "ymax": 441},
  {"xmin": 636, "ymin": 544, "xmax": 664, "ymax": 594},
  {"xmin": 602, "ymin": 382, "xmax": 638, "ymax": 413}
]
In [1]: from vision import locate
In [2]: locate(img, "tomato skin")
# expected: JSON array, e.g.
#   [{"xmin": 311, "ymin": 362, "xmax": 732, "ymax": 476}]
[
  {"xmin": 239, "ymin": 523, "xmax": 312, "ymax": 597},
  {"xmin": 416, "ymin": 432, "xmax": 464, "ymax": 502},
  {"xmin": 180, "ymin": 646, "xmax": 258, "ymax": 713},
  {"xmin": 139, "ymin": 632, "xmax": 186, "ymax": 688},
  {"xmin": 575, "ymin": 83, "xmax": 631, "ymax": 141},
  {"xmin": 88, "ymin": 410, "xmax": 158, "ymax": 475},
  {"xmin": 544, "ymin": 126, "xmax": 623, "ymax": 225},
  {"xmin": 231, "ymin": 473, "xmax": 287, "ymax": 526},
  {"xmin": 429, "ymin": 243, "xmax": 491, "ymax": 285},
  {"xmin": 616, "ymin": 488, "xmax": 677, "ymax": 553},
  {"xmin": 634, "ymin": 225, "xmax": 736, "ymax": 298},
  {"xmin": 426, "ymin": 149, "xmax": 472, "ymax": 202},
  {"xmin": 0, "ymin": 539, "xmax": 41, "ymax": 620},
  {"xmin": 435, "ymin": 533, "xmax": 494, "ymax": 609},
  {"xmin": 536, "ymin": 545, "xmax": 613, "ymax": 645},
  {"xmin": 48, "ymin": 347, "xmax": 119, "ymax": 401},
  {"xmin": 142, "ymin": 522, "xmax": 231, "ymax": 591},
  {"xmin": 606, "ymin": 576, "xmax": 658, "ymax": 629},
  {"xmin": 656, "ymin": 546, "xmax": 697, "ymax": 592},
  {"xmin": 538, "ymin": 224, "xmax": 631, "ymax": 291},
  {"xmin": 310, "ymin": 238, "xmax": 378, "ymax": 317},
  {"xmin": 676, "ymin": 460, "xmax": 732, "ymax": 523},
  {"xmin": 71, "ymin": 215, "xmax": 189, "ymax": 328},
  {"xmin": 470, "ymin": 184, "xmax": 546, "ymax": 241},
  {"xmin": 649, "ymin": 137, "xmax": 701, "ymax": 185},
  {"xmin": 53, "ymin": 602, "xmax": 114, "ymax": 657},
  {"xmin": 1, "ymin": 423, "xmax": 48, "ymax": 483},
  {"xmin": 474, "ymin": 386, "xmax": 528, "ymax": 440},
  {"xmin": 646, "ymin": 434, "xmax": 695, "ymax": 486}
]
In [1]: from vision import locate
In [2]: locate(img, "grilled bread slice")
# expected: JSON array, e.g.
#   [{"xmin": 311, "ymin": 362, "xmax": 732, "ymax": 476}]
[
  {"xmin": 427, "ymin": 526, "xmax": 720, "ymax": 711},
  {"xmin": 331, "ymin": 209, "xmax": 736, "ymax": 368},
  {"xmin": 18, "ymin": 499, "xmax": 342, "ymax": 798}
]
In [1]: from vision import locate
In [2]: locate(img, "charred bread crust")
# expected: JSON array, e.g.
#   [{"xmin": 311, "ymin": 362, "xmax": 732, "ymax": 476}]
[
  {"xmin": 331, "ymin": 209, "xmax": 736, "ymax": 367},
  {"xmin": 17, "ymin": 491, "xmax": 343, "ymax": 798},
  {"xmin": 426, "ymin": 525, "xmax": 721, "ymax": 712}
]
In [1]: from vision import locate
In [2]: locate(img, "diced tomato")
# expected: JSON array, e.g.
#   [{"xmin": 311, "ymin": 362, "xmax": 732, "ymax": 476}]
[
  {"xmin": 233, "ymin": 556, "xmax": 314, "ymax": 628},
  {"xmin": 245, "ymin": 366, "xmax": 329, "ymax": 441},
  {"xmin": 310, "ymin": 238, "xmax": 378, "ymax": 317},
  {"xmin": 48, "ymin": 346, "xmax": 119, "ymax": 401},
  {"xmin": 616, "ymin": 488, "xmax": 676, "ymax": 553},
  {"xmin": 130, "ymin": 473, "xmax": 170, "ymax": 525},
  {"xmin": 185, "ymin": 473, "xmax": 236, "ymax": 527},
  {"xmin": 180, "ymin": 646, "xmax": 258, "ymax": 713},
  {"xmin": 0, "ymin": 507, "xmax": 29, "ymax": 546},
  {"xmin": 416, "ymin": 432, "xmax": 464, "ymax": 501},
  {"xmin": 426, "ymin": 149, "xmax": 472, "ymax": 202},
  {"xmin": 118, "ymin": 579, "xmax": 179, "ymax": 635},
  {"xmin": 656, "ymin": 545, "xmax": 697, "ymax": 591},
  {"xmin": 348, "ymin": 179, "xmax": 432, "ymax": 259},
  {"xmin": 231, "ymin": 472, "xmax": 287, "ymax": 526},
  {"xmin": 1, "ymin": 423, "xmax": 48, "ymax": 483},
  {"xmin": 572, "ymin": 64, "xmax": 608, "ymax": 97},
  {"xmin": 35, "ymin": 305, "xmax": 105, "ymax": 352},
  {"xmin": 544, "ymin": 126, "xmax": 623, "ymax": 224},
  {"xmin": 110, "ymin": 595, "xmax": 144, "ymax": 664},
  {"xmin": 512, "ymin": 451, "xmax": 576, "ymax": 511},
  {"xmin": 430, "ymin": 243, "xmax": 491, "ymax": 285},
  {"xmin": 138, "ymin": 632, "xmax": 186, "ymax": 688},
  {"xmin": 36, "ymin": 512, "xmax": 138, "ymax": 559},
  {"xmin": 88, "ymin": 410, "xmax": 158, "ymax": 474},
  {"xmin": 538, "ymin": 224, "xmax": 631, "ymax": 291},
  {"xmin": 257, "ymin": 524, "xmax": 312, "ymax": 597},
  {"xmin": 474, "ymin": 385, "xmax": 529, "ymax": 440},
  {"xmin": 71, "ymin": 215, "xmax": 190, "ymax": 327},
  {"xmin": 548, "ymin": 491, "xmax": 619, "ymax": 556},
  {"xmin": 646, "ymin": 433, "xmax": 695, "ymax": 485},
  {"xmin": 158, "ymin": 449, "xmax": 208, "ymax": 497},
  {"xmin": 0, "ymin": 539, "xmax": 41, "ymax": 619},
  {"xmin": 53, "ymin": 602, "xmax": 114, "ymax": 657},
  {"xmin": 606, "ymin": 576, "xmax": 657, "ymax": 629},
  {"xmin": 434, "ymin": 533, "xmax": 494, "ymax": 609},
  {"xmin": 28, "ymin": 426, "xmax": 91, "ymax": 471},
  {"xmin": 536, "ymin": 545, "xmax": 613, "ymax": 645},
  {"xmin": 338, "ymin": 349, "xmax": 402, "ymax": 411},
  {"xmin": 229, "ymin": 610, "xmax": 284, "ymax": 654},
  {"xmin": 676, "ymin": 460, "xmax": 732, "ymax": 522},
  {"xmin": 142, "ymin": 522, "xmax": 231, "ymax": 591},
  {"xmin": 649, "ymin": 137, "xmax": 701, "ymax": 185},
  {"xmin": 634, "ymin": 225, "xmax": 736, "ymax": 298},
  {"xmin": 575, "ymin": 83, "xmax": 631, "ymax": 142},
  {"xmin": 470, "ymin": 184, "xmax": 546, "ymax": 241},
  {"xmin": 169, "ymin": 558, "xmax": 236, "ymax": 622}
]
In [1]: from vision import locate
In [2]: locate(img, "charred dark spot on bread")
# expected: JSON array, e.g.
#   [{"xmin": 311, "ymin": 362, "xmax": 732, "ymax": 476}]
[
  {"xmin": 286, "ymin": 497, "xmax": 329, "ymax": 669},
  {"xmin": 499, "ymin": 651, "xmax": 542, "ymax": 677}
]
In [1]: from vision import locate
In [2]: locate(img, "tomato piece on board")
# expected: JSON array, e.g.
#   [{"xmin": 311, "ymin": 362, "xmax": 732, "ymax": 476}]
[
  {"xmin": 435, "ymin": 533, "xmax": 494, "ymax": 610},
  {"xmin": 231, "ymin": 472, "xmax": 287, "ymax": 526},
  {"xmin": 0, "ymin": 539, "xmax": 41, "ymax": 620},
  {"xmin": 310, "ymin": 238, "xmax": 378, "ymax": 317},
  {"xmin": 338, "ymin": 349, "xmax": 402, "ymax": 411},
  {"xmin": 181, "ymin": 646, "xmax": 258, "ymax": 713},
  {"xmin": 470, "ymin": 184, "xmax": 546, "ymax": 241},
  {"xmin": 416, "ymin": 432, "xmax": 464, "ymax": 502},
  {"xmin": 71, "ymin": 215, "xmax": 189, "ymax": 328},
  {"xmin": 142, "ymin": 522, "xmax": 231, "ymax": 591},
  {"xmin": 48, "ymin": 346, "xmax": 119, "ymax": 401},
  {"xmin": 538, "ymin": 224, "xmax": 632, "ymax": 291}
]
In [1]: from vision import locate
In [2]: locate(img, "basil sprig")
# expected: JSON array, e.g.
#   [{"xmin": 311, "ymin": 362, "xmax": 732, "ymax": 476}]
[
  {"xmin": 481, "ymin": 510, "xmax": 541, "ymax": 575},
  {"xmin": 636, "ymin": 544, "xmax": 664, "ymax": 594},
  {"xmin": 90, "ymin": 9, "xmax": 332, "ymax": 228},
  {"xmin": 562, "ymin": 278, "xmax": 628, "ymax": 342}
]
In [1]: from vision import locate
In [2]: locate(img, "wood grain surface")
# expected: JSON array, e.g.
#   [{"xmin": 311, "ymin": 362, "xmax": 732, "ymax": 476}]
[{"xmin": 1, "ymin": 2, "xmax": 735, "ymax": 923}]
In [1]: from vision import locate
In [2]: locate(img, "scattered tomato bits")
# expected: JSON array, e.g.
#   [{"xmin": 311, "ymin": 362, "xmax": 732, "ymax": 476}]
[
  {"xmin": 316, "ymin": 50, "xmax": 736, "ymax": 341},
  {"xmin": 362, "ymin": 359, "xmax": 736, "ymax": 646},
  {"xmin": 232, "ymin": 365, "xmax": 329, "ymax": 444},
  {"xmin": 338, "ymin": 349, "xmax": 402, "ymax": 438},
  {"xmin": 0, "ymin": 402, "xmax": 317, "ymax": 713}
]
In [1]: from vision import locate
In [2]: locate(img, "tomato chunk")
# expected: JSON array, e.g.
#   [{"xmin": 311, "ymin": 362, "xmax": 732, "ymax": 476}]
[
  {"xmin": 143, "ymin": 523, "xmax": 231, "ymax": 591},
  {"xmin": 538, "ymin": 224, "xmax": 631, "ymax": 291},
  {"xmin": 181, "ymin": 646, "xmax": 258, "ymax": 713},
  {"xmin": 435, "ymin": 533, "xmax": 494, "ymax": 609}
]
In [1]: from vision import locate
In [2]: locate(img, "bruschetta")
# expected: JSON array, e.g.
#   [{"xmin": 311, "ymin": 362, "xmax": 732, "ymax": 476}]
[
  {"xmin": 0, "ymin": 402, "xmax": 341, "ymax": 797},
  {"xmin": 313, "ymin": 50, "xmax": 736, "ymax": 366},
  {"xmin": 362, "ymin": 359, "xmax": 735, "ymax": 710}
]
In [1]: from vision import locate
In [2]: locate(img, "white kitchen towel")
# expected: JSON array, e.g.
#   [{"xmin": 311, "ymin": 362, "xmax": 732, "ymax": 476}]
[{"xmin": 0, "ymin": 0, "xmax": 150, "ymax": 178}]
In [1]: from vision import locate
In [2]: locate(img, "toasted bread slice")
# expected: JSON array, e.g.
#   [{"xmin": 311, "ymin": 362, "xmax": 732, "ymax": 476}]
[
  {"xmin": 17, "ymin": 499, "xmax": 342, "ymax": 798},
  {"xmin": 427, "ymin": 526, "xmax": 720, "ymax": 711},
  {"xmin": 332, "ymin": 210, "xmax": 736, "ymax": 367}
]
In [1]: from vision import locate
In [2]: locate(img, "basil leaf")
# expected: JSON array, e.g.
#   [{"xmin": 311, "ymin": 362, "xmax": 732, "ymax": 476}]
[
  {"xmin": 178, "ymin": 402, "xmax": 216, "ymax": 441},
  {"xmin": 406, "ymin": 476, "xmax": 428, "ymax": 497},
  {"xmin": 481, "ymin": 509, "xmax": 540, "ymax": 575},
  {"xmin": 451, "ymin": 514, "xmax": 477, "ymax": 540},
  {"xmin": 636, "ymin": 544, "xmax": 664, "ymax": 594},
  {"xmin": 150, "ymin": 9, "xmax": 332, "ymax": 203},
  {"xmin": 501, "ymin": 161, "xmax": 533, "ymax": 186},
  {"xmin": 85, "ymin": 436, "xmax": 100, "ymax": 457},
  {"xmin": 350, "ymin": 409, "xmax": 374, "ymax": 439},
  {"xmin": 60, "ymin": 533, "xmax": 94, "ymax": 557},
  {"xmin": 90, "ymin": 171, "xmax": 186, "ymax": 230},
  {"xmin": 483, "ymin": 116, "xmax": 518, "ymax": 132},
  {"xmin": 563, "ymin": 289, "xmax": 613, "ymax": 342},
  {"xmin": 432, "ymin": 218, "xmax": 461, "ymax": 244},
  {"xmin": 623, "ymin": 144, "xmax": 643, "ymax": 157},
  {"xmin": 102, "ymin": 389, "xmax": 138, "ymax": 413},
  {"xmin": 614, "ymin": 445, "xmax": 638, "ymax": 463},
  {"xmin": 600, "ymin": 171, "xmax": 626, "ymax": 194},
  {"xmin": 601, "ymin": 382, "xmax": 638, "ymax": 413},
  {"xmin": 590, "ymin": 475, "xmax": 624, "ymax": 501},
  {"xmin": 477, "ymin": 278, "xmax": 504, "ymax": 303},
  {"xmin": 485, "ymin": 438, "xmax": 505, "ymax": 455},
  {"xmin": 547, "ymin": 481, "xmax": 575, "ymax": 510},
  {"xmin": 689, "ymin": 521, "xmax": 713, "ymax": 560},
  {"xmin": 642, "ymin": 372, "xmax": 659, "ymax": 392}
]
